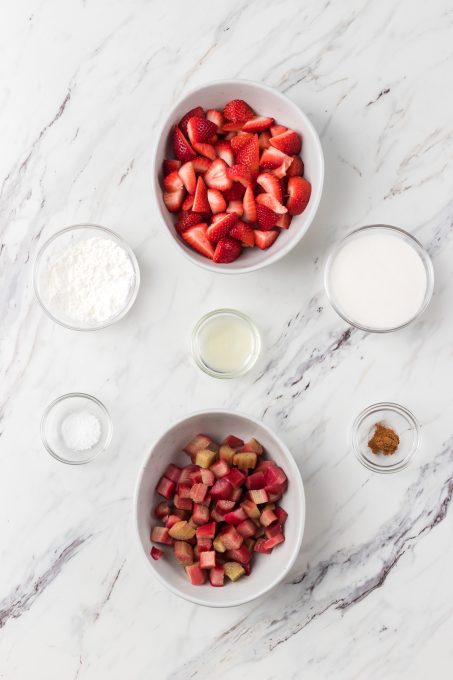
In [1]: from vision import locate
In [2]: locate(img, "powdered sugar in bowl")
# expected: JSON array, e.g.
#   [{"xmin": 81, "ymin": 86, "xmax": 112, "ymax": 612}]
[{"xmin": 34, "ymin": 224, "xmax": 140, "ymax": 330}]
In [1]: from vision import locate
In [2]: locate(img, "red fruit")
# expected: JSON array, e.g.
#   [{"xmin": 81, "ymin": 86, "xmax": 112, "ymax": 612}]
[
  {"xmin": 270, "ymin": 124, "xmax": 287, "ymax": 137},
  {"xmin": 164, "ymin": 463, "xmax": 182, "ymax": 484},
  {"xmin": 262, "ymin": 533, "xmax": 285, "ymax": 550},
  {"xmin": 213, "ymin": 237, "xmax": 242, "ymax": 263},
  {"xmin": 242, "ymin": 186, "xmax": 257, "ymax": 223},
  {"xmin": 151, "ymin": 526, "xmax": 172, "ymax": 545},
  {"xmin": 235, "ymin": 134, "xmax": 259, "ymax": 173},
  {"xmin": 182, "ymin": 223, "xmax": 215, "ymax": 260},
  {"xmin": 187, "ymin": 116, "xmax": 218, "ymax": 144},
  {"xmin": 222, "ymin": 121, "xmax": 245, "ymax": 132},
  {"xmin": 192, "ymin": 503, "xmax": 210, "ymax": 525},
  {"xmin": 270, "ymin": 129, "xmax": 302, "ymax": 155},
  {"xmin": 222, "ymin": 435, "xmax": 244, "ymax": 448},
  {"xmin": 210, "ymin": 478, "xmax": 233, "ymax": 500},
  {"xmin": 185, "ymin": 563, "xmax": 207, "ymax": 585},
  {"xmin": 256, "ymin": 193, "xmax": 287, "ymax": 214},
  {"xmin": 256, "ymin": 173, "xmax": 283, "ymax": 202},
  {"xmin": 181, "ymin": 194, "xmax": 194, "ymax": 212},
  {"xmin": 226, "ymin": 545, "xmax": 251, "ymax": 564},
  {"xmin": 212, "ymin": 211, "xmax": 228, "ymax": 223},
  {"xmin": 226, "ymin": 199, "xmax": 244, "ymax": 216},
  {"xmin": 215, "ymin": 141, "xmax": 234, "ymax": 166},
  {"xmin": 177, "ymin": 161, "xmax": 196, "ymax": 194},
  {"xmin": 275, "ymin": 506, "xmax": 288, "ymax": 525},
  {"xmin": 196, "ymin": 521, "xmax": 217, "ymax": 539},
  {"xmin": 245, "ymin": 471, "xmax": 266, "ymax": 490},
  {"xmin": 210, "ymin": 566, "xmax": 225, "ymax": 587},
  {"xmin": 173, "ymin": 126, "xmax": 196, "ymax": 161},
  {"xmin": 206, "ymin": 108, "xmax": 224, "ymax": 131},
  {"xmin": 258, "ymin": 131, "xmax": 271, "ymax": 149},
  {"xmin": 236, "ymin": 519, "xmax": 257, "ymax": 538},
  {"xmin": 179, "ymin": 106, "xmax": 205, "ymax": 136},
  {"xmin": 163, "ymin": 159, "xmax": 182, "ymax": 175},
  {"xmin": 163, "ymin": 188, "xmax": 185, "ymax": 213},
  {"xmin": 231, "ymin": 132, "xmax": 253, "ymax": 153},
  {"xmin": 287, "ymin": 176, "xmax": 311, "ymax": 215},
  {"xmin": 242, "ymin": 116, "xmax": 275, "ymax": 133},
  {"xmin": 223, "ymin": 467, "xmax": 247, "ymax": 488},
  {"xmin": 286, "ymin": 155, "xmax": 304, "ymax": 177},
  {"xmin": 230, "ymin": 221, "xmax": 255, "ymax": 247},
  {"xmin": 207, "ymin": 188, "xmax": 227, "ymax": 214},
  {"xmin": 207, "ymin": 212, "xmax": 238, "ymax": 242},
  {"xmin": 254, "ymin": 229, "xmax": 279, "ymax": 249},
  {"xmin": 204, "ymin": 159, "xmax": 232, "ymax": 191},
  {"xmin": 219, "ymin": 525, "xmax": 243, "ymax": 550},
  {"xmin": 199, "ymin": 550, "xmax": 216, "ymax": 569},
  {"xmin": 223, "ymin": 182, "xmax": 246, "ymax": 201},
  {"xmin": 227, "ymin": 164, "xmax": 254, "ymax": 187},
  {"xmin": 260, "ymin": 147, "xmax": 291, "ymax": 170},
  {"xmin": 276, "ymin": 213, "xmax": 292, "ymax": 229},
  {"xmin": 192, "ymin": 176, "xmax": 211, "ymax": 213},
  {"xmin": 193, "ymin": 142, "xmax": 216, "ymax": 160},
  {"xmin": 210, "ymin": 459, "xmax": 230, "ymax": 478},
  {"xmin": 156, "ymin": 476, "xmax": 176, "ymax": 499},
  {"xmin": 256, "ymin": 203, "xmax": 278, "ymax": 230},
  {"xmin": 150, "ymin": 546, "xmax": 163, "ymax": 560},
  {"xmin": 175, "ymin": 211, "xmax": 204, "ymax": 233},
  {"xmin": 223, "ymin": 99, "xmax": 255, "ymax": 123},
  {"xmin": 192, "ymin": 156, "xmax": 211, "ymax": 173},
  {"xmin": 223, "ymin": 507, "xmax": 247, "ymax": 525}
]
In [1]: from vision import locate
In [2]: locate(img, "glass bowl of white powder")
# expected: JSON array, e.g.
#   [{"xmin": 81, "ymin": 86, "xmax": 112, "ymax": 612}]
[
  {"xmin": 34, "ymin": 224, "xmax": 140, "ymax": 330},
  {"xmin": 41, "ymin": 393, "xmax": 113, "ymax": 464}
]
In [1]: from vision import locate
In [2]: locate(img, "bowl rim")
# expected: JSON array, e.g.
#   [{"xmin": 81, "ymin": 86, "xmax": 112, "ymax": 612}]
[
  {"xmin": 133, "ymin": 408, "xmax": 306, "ymax": 607},
  {"xmin": 151, "ymin": 78, "xmax": 325, "ymax": 275}
]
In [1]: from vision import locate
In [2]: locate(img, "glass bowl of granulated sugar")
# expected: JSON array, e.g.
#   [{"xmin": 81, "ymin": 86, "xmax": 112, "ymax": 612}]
[{"xmin": 34, "ymin": 224, "xmax": 140, "ymax": 330}]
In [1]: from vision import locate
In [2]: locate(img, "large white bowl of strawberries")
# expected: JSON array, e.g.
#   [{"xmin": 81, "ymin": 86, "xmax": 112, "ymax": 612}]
[
  {"xmin": 153, "ymin": 79, "xmax": 324, "ymax": 273},
  {"xmin": 135, "ymin": 410, "xmax": 305, "ymax": 607}
]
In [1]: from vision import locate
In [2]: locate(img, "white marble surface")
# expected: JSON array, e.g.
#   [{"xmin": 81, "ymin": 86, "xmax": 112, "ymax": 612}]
[{"xmin": 1, "ymin": 1, "xmax": 453, "ymax": 678}]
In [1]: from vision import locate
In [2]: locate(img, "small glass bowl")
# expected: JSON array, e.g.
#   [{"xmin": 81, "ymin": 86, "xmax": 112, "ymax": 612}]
[
  {"xmin": 34, "ymin": 224, "xmax": 140, "ymax": 331},
  {"xmin": 191, "ymin": 309, "xmax": 261, "ymax": 379},
  {"xmin": 41, "ymin": 393, "xmax": 113, "ymax": 464},
  {"xmin": 324, "ymin": 225, "xmax": 434, "ymax": 332},
  {"xmin": 352, "ymin": 402, "xmax": 420, "ymax": 473}
]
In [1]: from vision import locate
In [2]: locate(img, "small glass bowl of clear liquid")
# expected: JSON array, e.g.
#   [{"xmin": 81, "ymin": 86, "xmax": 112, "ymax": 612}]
[{"xmin": 191, "ymin": 309, "xmax": 261, "ymax": 379}]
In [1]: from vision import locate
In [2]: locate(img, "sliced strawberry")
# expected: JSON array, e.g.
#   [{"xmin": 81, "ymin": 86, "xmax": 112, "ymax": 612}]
[
  {"xmin": 276, "ymin": 213, "xmax": 292, "ymax": 229},
  {"xmin": 242, "ymin": 115, "xmax": 274, "ymax": 133},
  {"xmin": 254, "ymin": 229, "xmax": 279, "ymax": 249},
  {"xmin": 182, "ymin": 194, "xmax": 194, "ymax": 211},
  {"xmin": 230, "ymin": 220, "xmax": 255, "ymax": 247},
  {"xmin": 207, "ymin": 188, "xmax": 226, "ymax": 214},
  {"xmin": 192, "ymin": 156, "xmax": 211, "ymax": 174},
  {"xmin": 192, "ymin": 176, "xmax": 211, "ymax": 213},
  {"xmin": 256, "ymin": 203, "xmax": 278, "ymax": 230},
  {"xmin": 206, "ymin": 108, "xmax": 224, "ymax": 132},
  {"xmin": 223, "ymin": 131, "xmax": 236, "ymax": 140},
  {"xmin": 258, "ymin": 131, "xmax": 271, "ymax": 150},
  {"xmin": 235, "ymin": 134, "xmax": 259, "ymax": 173},
  {"xmin": 260, "ymin": 147, "xmax": 292, "ymax": 170},
  {"xmin": 173, "ymin": 126, "xmax": 196, "ymax": 161},
  {"xmin": 227, "ymin": 164, "xmax": 254, "ymax": 187},
  {"xmin": 256, "ymin": 173, "xmax": 283, "ymax": 202},
  {"xmin": 182, "ymin": 223, "xmax": 215, "ymax": 259},
  {"xmin": 223, "ymin": 182, "xmax": 246, "ymax": 201},
  {"xmin": 256, "ymin": 193, "xmax": 287, "ymax": 214},
  {"xmin": 222, "ymin": 121, "xmax": 245, "ymax": 132},
  {"xmin": 192, "ymin": 142, "xmax": 216, "ymax": 160},
  {"xmin": 287, "ymin": 176, "xmax": 311, "ymax": 215},
  {"xmin": 211, "ymin": 211, "xmax": 228, "ymax": 223},
  {"xmin": 286, "ymin": 155, "xmax": 304, "ymax": 177},
  {"xmin": 231, "ymin": 132, "xmax": 253, "ymax": 154},
  {"xmin": 175, "ymin": 210, "xmax": 204, "ymax": 233},
  {"xmin": 270, "ymin": 129, "xmax": 302, "ymax": 155},
  {"xmin": 213, "ymin": 237, "xmax": 242, "ymax": 263},
  {"xmin": 270, "ymin": 124, "xmax": 287, "ymax": 137},
  {"xmin": 242, "ymin": 185, "xmax": 257, "ymax": 223},
  {"xmin": 204, "ymin": 159, "xmax": 232, "ymax": 191},
  {"xmin": 179, "ymin": 106, "xmax": 205, "ymax": 137},
  {"xmin": 223, "ymin": 99, "xmax": 255, "ymax": 123},
  {"xmin": 163, "ymin": 159, "xmax": 182, "ymax": 176},
  {"xmin": 163, "ymin": 188, "xmax": 185, "ymax": 212},
  {"xmin": 215, "ymin": 141, "xmax": 234, "ymax": 166},
  {"xmin": 226, "ymin": 199, "xmax": 243, "ymax": 216},
  {"xmin": 187, "ymin": 116, "xmax": 218, "ymax": 144},
  {"xmin": 178, "ymin": 161, "xmax": 196, "ymax": 194},
  {"xmin": 163, "ymin": 170, "xmax": 184, "ymax": 193},
  {"xmin": 207, "ymin": 212, "xmax": 238, "ymax": 242},
  {"xmin": 272, "ymin": 157, "xmax": 293, "ymax": 179}
]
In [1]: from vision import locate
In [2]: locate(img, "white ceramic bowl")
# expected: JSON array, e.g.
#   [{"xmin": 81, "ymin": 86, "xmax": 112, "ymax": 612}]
[
  {"xmin": 152, "ymin": 79, "xmax": 324, "ymax": 274},
  {"xmin": 135, "ymin": 410, "xmax": 305, "ymax": 607}
]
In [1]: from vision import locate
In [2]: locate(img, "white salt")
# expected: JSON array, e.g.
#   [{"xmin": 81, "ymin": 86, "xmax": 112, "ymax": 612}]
[{"xmin": 61, "ymin": 410, "xmax": 101, "ymax": 451}]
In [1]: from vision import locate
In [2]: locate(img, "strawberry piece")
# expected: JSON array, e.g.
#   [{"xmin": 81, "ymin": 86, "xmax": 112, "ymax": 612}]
[
  {"xmin": 193, "ymin": 142, "xmax": 216, "ymax": 160},
  {"xmin": 223, "ymin": 99, "xmax": 255, "ymax": 123},
  {"xmin": 230, "ymin": 221, "xmax": 255, "ymax": 247},
  {"xmin": 151, "ymin": 526, "xmax": 172, "ymax": 545},
  {"xmin": 246, "ymin": 470, "xmax": 266, "ymax": 490},
  {"xmin": 150, "ymin": 546, "xmax": 164, "ymax": 560},
  {"xmin": 286, "ymin": 155, "xmax": 304, "ymax": 177},
  {"xmin": 207, "ymin": 188, "xmax": 227, "ymax": 214},
  {"xmin": 227, "ymin": 164, "xmax": 253, "ymax": 187},
  {"xmin": 287, "ymin": 176, "xmax": 311, "ymax": 215},
  {"xmin": 196, "ymin": 521, "xmax": 217, "ymax": 539},
  {"xmin": 222, "ymin": 121, "xmax": 245, "ymax": 132},
  {"xmin": 256, "ymin": 193, "xmax": 287, "ymax": 214},
  {"xmin": 242, "ymin": 185, "xmax": 257, "ymax": 223},
  {"xmin": 242, "ymin": 115, "xmax": 274, "ymax": 133},
  {"xmin": 199, "ymin": 550, "xmax": 216, "ymax": 569},
  {"xmin": 262, "ymin": 533, "xmax": 285, "ymax": 550},
  {"xmin": 215, "ymin": 141, "xmax": 234, "ymax": 166},
  {"xmin": 192, "ymin": 176, "xmax": 211, "ymax": 213},
  {"xmin": 209, "ymin": 566, "xmax": 225, "ymax": 587},
  {"xmin": 235, "ymin": 134, "xmax": 259, "ymax": 173},
  {"xmin": 210, "ymin": 459, "xmax": 230, "ymax": 478},
  {"xmin": 181, "ymin": 194, "xmax": 194, "ymax": 212},
  {"xmin": 173, "ymin": 126, "xmax": 196, "ymax": 161},
  {"xmin": 270, "ymin": 124, "xmax": 287, "ymax": 137},
  {"xmin": 276, "ymin": 213, "xmax": 292, "ymax": 229},
  {"xmin": 176, "ymin": 162, "xmax": 196, "ymax": 195},
  {"xmin": 236, "ymin": 519, "xmax": 257, "ymax": 538},
  {"xmin": 192, "ymin": 156, "xmax": 211, "ymax": 173},
  {"xmin": 210, "ymin": 478, "xmax": 233, "ymax": 500},
  {"xmin": 187, "ymin": 116, "xmax": 218, "ymax": 144},
  {"xmin": 163, "ymin": 159, "xmax": 181, "ymax": 175},
  {"xmin": 226, "ymin": 199, "xmax": 244, "ymax": 216},
  {"xmin": 256, "ymin": 203, "xmax": 278, "ymax": 230},
  {"xmin": 256, "ymin": 173, "xmax": 283, "ymax": 202},
  {"xmin": 164, "ymin": 463, "xmax": 182, "ymax": 484},
  {"xmin": 156, "ymin": 476, "xmax": 176, "ymax": 499},
  {"xmin": 185, "ymin": 563, "xmax": 207, "ymax": 585},
  {"xmin": 258, "ymin": 131, "xmax": 271, "ymax": 149},
  {"xmin": 213, "ymin": 237, "xmax": 242, "ymax": 263},
  {"xmin": 222, "ymin": 435, "xmax": 244, "ymax": 448},
  {"xmin": 175, "ymin": 210, "xmax": 204, "ymax": 233},
  {"xmin": 230, "ymin": 132, "xmax": 253, "ymax": 154},
  {"xmin": 211, "ymin": 211, "xmax": 228, "ymax": 223},
  {"xmin": 163, "ymin": 188, "xmax": 185, "ymax": 213},
  {"xmin": 204, "ymin": 159, "xmax": 232, "ymax": 191},
  {"xmin": 179, "ymin": 106, "xmax": 205, "ymax": 136},
  {"xmin": 223, "ymin": 182, "xmax": 246, "ymax": 201},
  {"xmin": 260, "ymin": 147, "xmax": 292, "ymax": 171},
  {"xmin": 206, "ymin": 108, "xmax": 224, "ymax": 131},
  {"xmin": 270, "ymin": 129, "xmax": 301, "ymax": 155},
  {"xmin": 223, "ymin": 507, "xmax": 247, "ymax": 525},
  {"xmin": 254, "ymin": 229, "xmax": 280, "ymax": 249},
  {"xmin": 182, "ymin": 223, "xmax": 215, "ymax": 259},
  {"xmin": 207, "ymin": 212, "xmax": 238, "ymax": 242}
]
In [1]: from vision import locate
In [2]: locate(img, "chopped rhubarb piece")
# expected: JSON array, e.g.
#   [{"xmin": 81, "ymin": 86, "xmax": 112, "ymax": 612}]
[
  {"xmin": 164, "ymin": 463, "xmax": 182, "ymax": 484},
  {"xmin": 185, "ymin": 562, "xmax": 207, "ymax": 585},
  {"xmin": 200, "ymin": 468, "xmax": 215, "ymax": 486},
  {"xmin": 174, "ymin": 494, "xmax": 193, "ymax": 511},
  {"xmin": 247, "ymin": 488, "xmax": 269, "ymax": 505},
  {"xmin": 154, "ymin": 501, "xmax": 170, "ymax": 519},
  {"xmin": 199, "ymin": 550, "xmax": 216, "ymax": 569},
  {"xmin": 174, "ymin": 540, "xmax": 194, "ymax": 565},
  {"xmin": 196, "ymin": 521, "xmax": 217, "ymax": 539},
  {"xmin": 151, "ymin": 526, "xmax": 172, "ymax": 545},
  {"xmin": 274, "ymin": 506, "xmax": 288, "ymax": 525},
  {"xmin": 223, "ymin": 561, "xmax": 246, "ymax": 582},
  {"xmin": 150, "ymin": 546, "xmax": 164, "ymax": 560},
  {"xmin": 236, "ymin": 519, "xmax": 257, "ymax": 538},
  {"xmin": 179, "ymin": 464, "xmax": 200, "ymax": 484},
  {"xmin": 239, "ymin": 438, "xmax": 264, "ymax": 454},
  {"xmin": 244, "ymin": 537, "xmax": 256, "ymax": 551},
  {"xmin": 219, "ymin": 445, "xmax": 236, "ymax": 465},
  {"xmin": 223, "ymin": 507, "xmax": 247, "ymax": 525},
  {"xmin": 188, "ymin": 467, "xmax": 203, "ymax": 483},
  {"xmin": 254, "ymin": 538, "xmax": 273, "ymax": 554},
  {"xmin": 189, "ymin": 483, "xmax": 208, "ymax": 503},
  {"xmin": 254, "ymin": 523, "xmax": 265, "ymax": 538},
  {"xmin": 264, "ymin": 522, "xmax": 283, "ymax": 539},
  {"xmin": 210, "ymin": 459, "xmax": 230, "ymax": 478},
  {"xmin": 230, "ymin": 487, "xmax": 242, "ymax": 502},
  {"xmin": 213, "ymin": 535, "xmax": 226, "ymax": 553},
  {"xmin": 201, "ymin": 491, "xmax": 212, "ymax": 507},
  {"xmin": 215, "ymin": 499, "xmax": 235, "ymax": 512},
  {"xmin": 240, "ymin": 499, "xmax": 261, "ymax": 519},
  {"xmin": 223, "ymin": 467, "xmax": 246, "ymax": 488},
  {"xmin": 226, "ymin": 545, "xmax": 251, "ymax": 564},
  {"xmin": 262, "ymin": 533, "xmax": 285, "ymax": 550},
  {"xmin": 183, "ymin": 434, "xmax": 212, "ymax": 458},
  {"xmin": 210, "ymin": 508, "xmax": 224, "ymax": 522},
  {"xmin": 177, "ymin": 483, "xmax": 192, "ymax": 499},
  {"xmin": 260, "ymin": 506, "xmax": 278, "ymax": 527},
  {"xmin": 192, "ymin": 503, "xmax": 210, "ymax": 525},
  {"xmin": 264, "ymin": 464, "xmax": 287, "ymax": 487},
  {"xmin": 233, "ymin": 452, "xmax": 257, "ymax": 470},
  {"xmin": 155, "ymin": 476, "xmax": 176, "ymax": 499},
  {"xmin": 219, "ymin": 525, "xmax": 243, "ymax": 550},
  {"xmin": 209, "ymin": 566, "xmax": 225, "ymax": 587},
  {"xmin": 197, "ymin": 537, "xmax": 212, "ymax": 552},
  {"xmin": 210, "ymin": 478, "xmax": 233, "ymax": 500},
  {"xmin": 168, "ymin": 520, "xmax": 196, "ymax": 541},
  {"xmin": 165, "ymin": 514, "xmax": 182, "ymax": 529},
  {"xmin": 195, "ymin": 449, "xmax": 217, "ymax": 469},
  {"xmin": 245, "ymin": 471, "xmax": 266, "ymax": 490}
]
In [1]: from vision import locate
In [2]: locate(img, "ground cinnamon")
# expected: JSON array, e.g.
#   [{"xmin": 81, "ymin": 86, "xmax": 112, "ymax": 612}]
[{"xmin": 368, "ymin": 423, "xmax": 399, "ymax": 456}]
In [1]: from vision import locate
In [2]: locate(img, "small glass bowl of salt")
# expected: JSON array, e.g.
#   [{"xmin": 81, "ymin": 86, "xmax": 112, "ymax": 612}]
[{"xmin": 41, "ymin": 393, "xmax": 113, "ymax": 464}]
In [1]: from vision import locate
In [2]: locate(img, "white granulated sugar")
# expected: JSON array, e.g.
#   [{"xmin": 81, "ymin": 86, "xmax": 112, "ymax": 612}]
[
  {"xmin": 61, "ymin": 410, "xmax": 101, "ymax": 451},
  {"xmin": 44, "ymin": 236, "xmax": 135, "ymax": 324}
]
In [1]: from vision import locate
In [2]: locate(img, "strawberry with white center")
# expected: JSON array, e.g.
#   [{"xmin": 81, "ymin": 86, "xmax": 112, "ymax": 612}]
[
  {"xmin": 223, "ymin": 99, "xmax": 255, "ymax": 123},
  {"xmin": 207, "ymin": 189, "xmax": 227, "ymax": 214},
  {"xmin": 192, "ymin": 176, "xmax": 211, "ymax": 214},
  {"xmin": 226, "ymin": 199, "xmax": 243, "ymax": 216},
  {"xmin": 213, "ymin": 237, "xmax": 242, "ymax": 263},
  {"xmin": 192, "ymin": 156, "xmax": 210, "ymax": 174},
  {"xmin": 254, "ymin": 230, "xmax": 279, "ymax": 249},
  {"xmin": 242, "ymin": 115, "xmax": 274, "ymax": 133},
  {"xmin": 163, "ymin": 170, "xmax": 184, "ymax": 193},
  {"xmin": 163, "ymin": 159, "xmax": 181, "ymax": 175},
  {"xmin": 178, "ymin": 161, "xmax": 196, "ymax": 194},
  {"xmin": 193, "ymin": 142, "xmax": 216, "ymax": 160},
  {"xmin": 204, "ymin": 159, "xmax": 232, "ymax": 191},
  {"xmin": 256, "ymin": 173, "xmax": 283, "ymax": 202},
  {"xmin": 187, "ymin": 116, "xmax": 218, "ymax": 145},
  {"xmin": 287, "ymin": 176, "xmax": 312, "ymax": 215},
  {"xmin": 242, "ymin": 185, "xmax": 257, "ymax": 223},
  {"xmin": 179, "ymin": 106, "xmax": 205, "ymax": 136},
  {"xmin": 269, "ymin": 129, "xmax": 302, "ymax": 155},
  {"xmin": 173, "ymin": 126, "xmax": 196, "ymax": 161},
  {"xmin": 286, "ymin": 155, "xmax": 304, "ymax": 177},
  {"xmin": 230, "ymin": 221, "xmax": 255, "ymax": 247},
  {"xmin": 206, "ymin": 212, "xmax": 238, "ymax": 242},
  {"xmin": 215, "ymin": 141, "xmax": 234, "ymax": 166},
  {"xmin": 163, "ymin": 188, "xmax": 185, "ymax": 213},
  {"xmin": 227, "ymin": 164, "xmax": 254, "ymax": 187},
  {"xmin": 182, "ymin": 223, "xmax": 215, "ymax": 259},
  {"xmin": 255, "ymin": 193, "xmax": 287, "ymax": 214},
  {"xmin": 206, "ymin": 108, "xmax": 224, "ymax": 131}
]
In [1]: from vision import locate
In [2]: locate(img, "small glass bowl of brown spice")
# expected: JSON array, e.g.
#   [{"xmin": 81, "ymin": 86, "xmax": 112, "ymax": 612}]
[{"xmin": 352, "ymin": 402, "xmax": 420, "ymax": 473}]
